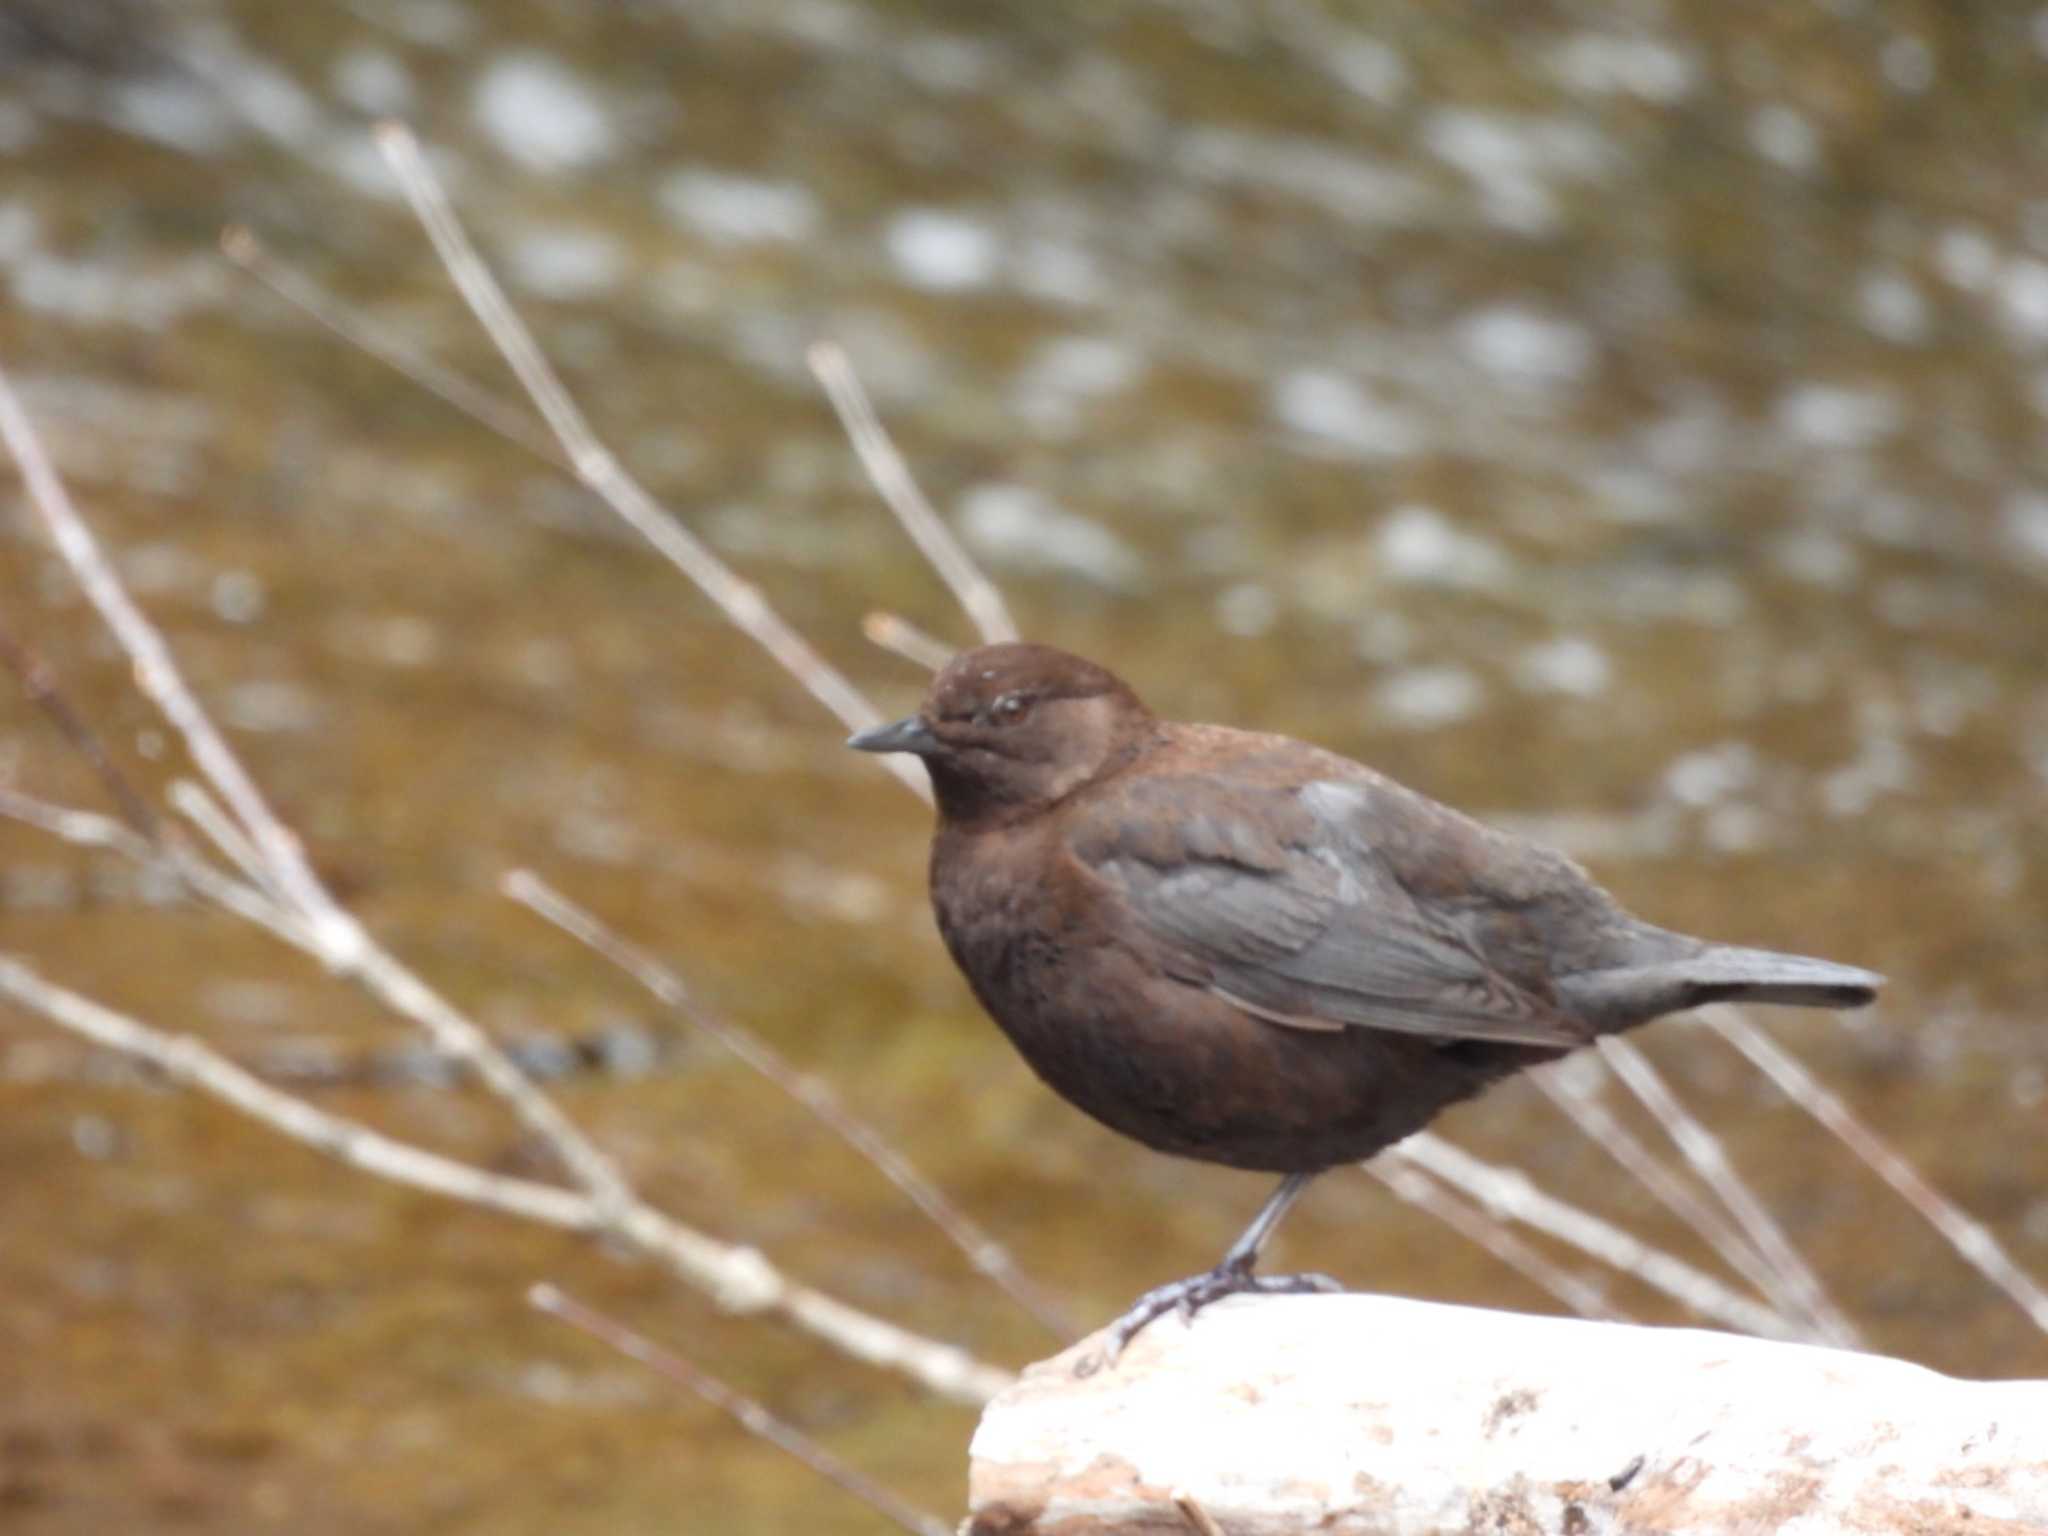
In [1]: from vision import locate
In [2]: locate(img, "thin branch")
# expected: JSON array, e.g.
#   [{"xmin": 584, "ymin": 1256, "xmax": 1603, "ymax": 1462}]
[
  {"xmin": 0, "ymin": 786, "xmax": 316, "ymax": 949},
  {"xmin": 0, "ymin": 955, "xmax": 597, "ymax": 1227},
  {"xmin": 504, "ymin": 869, "xmax": 1074, "ymax": 1341},
  {"xmin": 0, "ymin": 616, "xmax": 161, "ymax": 838},
  {"xmin": 1365, "ymin": 1159, "xmax": 1634, "ymax": 1324},
  {"xmin": 0, "ymin": 362, "xmax": 1015, "ymax": 1401},
  {"xmin": 0, "ymin": 953, "xmax": 1014, "ymax": 1404},
  {"xmin": 1701, "ymin": 1004, "xmax": 2048, "ymax": 1337},
  {"xmin": 0, "ymin": 363, "xmax": 341, "ymax": 936},
  {"xmin": 863, "ymin": 611, "xmax": 955, "ymax": 673},
  {"xmin": 369, "ymin": 122, "xmax": 929, "ymax": 802},
  {"xmin": 168, "ymin": 777, "xmax": 293, "ymax": 910},
  {"xmin": 808, "ymin": 340, "xmax": 1017, "ymax": 646},
  {"xmin": 0, "ymin": 352, "xmax": 637, "ymax": 1215},
  {"xmin": 1387, "ymin": 1132, "xmax": 1802, "ymax": 1339},
  {"xmin": 220, "ymin": 225, "xmax": 561, "ymax": 461},
  {"xmin": 531, "ymin": 1284, "xmax": 953, "ymax": 1536},
  {"xmin": 221, "ymin": 211, "xmax": 925, "ymax": 807},
  {"xmin": 1597, "ymin": 1033, "xmax": 1861, "ymax": 1349},
  {"xmin": 1530, "ymin": 1061, "xmax": 1793, "ymax": 1322}
]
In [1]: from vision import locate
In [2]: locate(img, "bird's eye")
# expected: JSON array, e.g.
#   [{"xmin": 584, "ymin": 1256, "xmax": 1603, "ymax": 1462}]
[{"xmin": 989, "ymin": 692, "xmax": 1031, "ymax": 725}]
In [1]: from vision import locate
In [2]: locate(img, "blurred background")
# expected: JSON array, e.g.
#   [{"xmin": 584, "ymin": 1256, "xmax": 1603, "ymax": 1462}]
[{"xmin": 2, "ymin": 0, "xmax": 2046, "ymax": 1530}]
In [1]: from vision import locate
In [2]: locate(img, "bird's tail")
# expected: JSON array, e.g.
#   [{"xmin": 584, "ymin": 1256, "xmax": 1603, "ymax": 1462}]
[{"xmin": 1561, "ymin": 943, "xmax": 1882, "ymax": 1031}]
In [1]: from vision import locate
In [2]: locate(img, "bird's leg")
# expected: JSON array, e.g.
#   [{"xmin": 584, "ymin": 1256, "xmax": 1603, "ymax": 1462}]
[
  {"xmin": 1077, "ymin": 1171, "xmax": 1343, "ymax": 1375},
  {"xmin": 1213, "ymin": 1168, "xmax": 1321, "ymax": 1278}
]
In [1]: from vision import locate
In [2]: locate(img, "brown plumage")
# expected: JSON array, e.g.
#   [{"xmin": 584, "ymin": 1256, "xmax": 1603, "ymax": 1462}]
[{"xmin": 850, "ymin": 642, "xmax": 1881, "ymax": 1359}]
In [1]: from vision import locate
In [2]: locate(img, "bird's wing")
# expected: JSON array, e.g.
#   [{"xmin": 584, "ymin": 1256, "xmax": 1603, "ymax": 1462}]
[{"xmin": 1066, "ymin": 773, "xmax": 1585, "ymax": 1048}]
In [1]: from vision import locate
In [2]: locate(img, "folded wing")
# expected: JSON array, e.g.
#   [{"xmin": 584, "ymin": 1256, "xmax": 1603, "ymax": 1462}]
[{"xmin": 1068, "ymin": 774, "xmax": 1587, "ymax": 1048}]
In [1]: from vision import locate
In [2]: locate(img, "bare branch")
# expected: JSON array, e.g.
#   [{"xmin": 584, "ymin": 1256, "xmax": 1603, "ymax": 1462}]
[
  {"xmin": 809, "ymin": 340, "xmax": 1017, "ymax": 646},
  {"xmin": 219, "ymin": 225, "xmax": 561, "ymax": 461},
  {"xmin": 0, "ymin": 786, "xmax": 315, "ymax": 949},
  {"xmin": 1530, "ymin": 1061, "xmax": 1793, "ymax": 1323},
  {"xmin": 1365, "ymin": 1158, "xmax": 1633, "ymax": 1324},
  {"xmin": 368, "ymin": 123, "xmax": 929, "ymax": 801},
  {"xmin": 0, "ymin": 360, "xmax": 1013, "ymax": 1400},
  {"xmin": 532, "ymin": 1284, "xmax": 954, "ymax": 1536},
  {"xmin": 0, "ymin": 616, "xmax": 161, "ymax": 838},
  {"xmin": 0, "ymin": 358, "xmax": 342, "ymax": 938},
  {"xmin": 1386, "ymin": 1132, "xmax": 1802, "ymax": 1339},
  {"xmin": 0, "ymin": 955, "xmax": 597, "ymax": 1228},
  {"xmin": 1597, "ymin": 1033, "xmax": 1860, "ymax": 1348},
  {"xmin": 168, "ymin": 777, "xmax": 293, "ymax": 910},
  {"xmin": 863, "ymin": 611, "xmax": 955, "ymax": 673},
  {"xmin": 0, "ymin": 953, "xmax": 1014, "ymax": 1404},
  {"xmin": 504, "ymin": 869, "xmax": 1075, "ymax": 1340},
  {"xmin": 0, "ymin": 353, "xmax": 638, "ymax": 1211},
  {"xmin": 1701, "ymin": 1005, "xmax": 2048, "ymax": 1337}
]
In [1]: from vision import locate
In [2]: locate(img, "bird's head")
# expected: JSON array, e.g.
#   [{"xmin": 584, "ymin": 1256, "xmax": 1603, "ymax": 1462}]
[{"xmin": 849, "ymin": 642, "xmax": 1154, "ymax": 824}]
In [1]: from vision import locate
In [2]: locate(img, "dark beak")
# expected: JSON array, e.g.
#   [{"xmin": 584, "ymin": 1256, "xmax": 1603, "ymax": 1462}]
[{"xmin": 847, "ymin": 715, "xmax": 940, "ymax": 756}]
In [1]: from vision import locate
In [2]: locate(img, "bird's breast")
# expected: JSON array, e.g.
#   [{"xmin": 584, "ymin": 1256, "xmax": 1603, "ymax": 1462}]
[
  {"xmin": 927, "ymin": 820, "xmax": 1519, "ymax": 1172},
  {"xmin": 930, "ymin": 823, "xmax": 1084, "ymax": 1023}
]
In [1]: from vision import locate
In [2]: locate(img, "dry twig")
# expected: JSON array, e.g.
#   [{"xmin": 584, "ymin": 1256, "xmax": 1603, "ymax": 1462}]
[
  {"xmin": 0, "ymin": 359, "xmax": 1012, "ymax": 1404},
  {"xmin": 220, "ymin": 224, "xmax": 559, "ymax": 460},
  {"xmin": 863, "ymin": 611, "xmax": 955, "ymax": 673},
  {"xmin": 1702, "ymin": 1005, "xmax": 2048, "ymax": 1337},
  {"xmin": 0, "ymin": 357, "xmax": 636, "ymax": 1208},
  {"xmin": 1530, "ymin": 1061, "xmax": 1797, "ymax": 1328},
  {"xmin": 809, "ymin": 339, "xmax": 1017, "ymax": 646},
  {"xmin": 532, "ymin": 1284, "xmax": 953, "ymax": 1536},
  {"xmin": 505, "ymin": 868, "xmax": 1075, "ymax": 1340},
  {"xmin": 0, "ymin": 956, "xmax": 596, "ymax": 1229},
  {"xmin": 0, "ymin": 616, "xmax": 161, "ymax": 838},
  {"xmin": 1386, "ymin": 1132, "xmax": 1800, "ymax": 1339},
  {"xmin": 1596, "ymin": 1033, "xmax": 1859, "ymax": 1348},
  {"xmin": 0, "ymin": 786, "xmax": 314, "ymax": 948},
  {"xmin": 1365, "ymin": 1158, "xmax": 1633, "ymax": 1324},
  {"xmin": 368, "ymin": 123, "xmax": 926, "ymax": 799},
  {"xmin": 0, "ymin": 941, "xmax": 1010, "ymax": 1402}
]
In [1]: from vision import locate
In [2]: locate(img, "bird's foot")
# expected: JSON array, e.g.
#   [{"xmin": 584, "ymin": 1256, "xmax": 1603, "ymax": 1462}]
[{"xmin": 1074, "ymin": 1264, "xmax": 1344, "ymax": 1377}]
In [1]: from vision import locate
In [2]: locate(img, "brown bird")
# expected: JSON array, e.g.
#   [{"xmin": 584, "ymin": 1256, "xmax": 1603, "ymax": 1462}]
[{"xmin": 850, "ymin": 642, "xmax": 1881, "ymax": 1361}]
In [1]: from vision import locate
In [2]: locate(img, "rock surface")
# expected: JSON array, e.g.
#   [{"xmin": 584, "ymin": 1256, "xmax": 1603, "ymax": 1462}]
[{"xmin": 968, "ymin": 1294, "xmax": 2048, "ymax": 1534}]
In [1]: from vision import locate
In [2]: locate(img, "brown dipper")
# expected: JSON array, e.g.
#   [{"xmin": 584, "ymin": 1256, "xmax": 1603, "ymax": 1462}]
[{"xmin": 850, "ymin": 642, "xmax": 1881, "ymax": 1361}]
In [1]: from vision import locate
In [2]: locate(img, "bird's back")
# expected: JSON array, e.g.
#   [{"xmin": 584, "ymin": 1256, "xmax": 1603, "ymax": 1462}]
[{"xmin": 1106, "ymin": 722, "xmax": 1674, "ymax": 995}]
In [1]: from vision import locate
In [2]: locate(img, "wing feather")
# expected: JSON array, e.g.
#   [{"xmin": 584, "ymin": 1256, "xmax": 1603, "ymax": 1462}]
[{"xmin": 1070, "ymin": 774, "xmax": 1583, "ymax": 1048}]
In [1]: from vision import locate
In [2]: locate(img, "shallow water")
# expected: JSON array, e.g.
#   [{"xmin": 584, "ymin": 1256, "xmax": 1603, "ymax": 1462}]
[{"xmin": 2, "ymin": 1, "xmax": 2046, "ymax": 1529}]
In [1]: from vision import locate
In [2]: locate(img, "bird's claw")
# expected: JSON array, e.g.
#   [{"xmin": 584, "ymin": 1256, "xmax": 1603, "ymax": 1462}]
[{"xmin": 1073, "ymin": 1266, "xmax": 1346, "ymax": 1377}]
